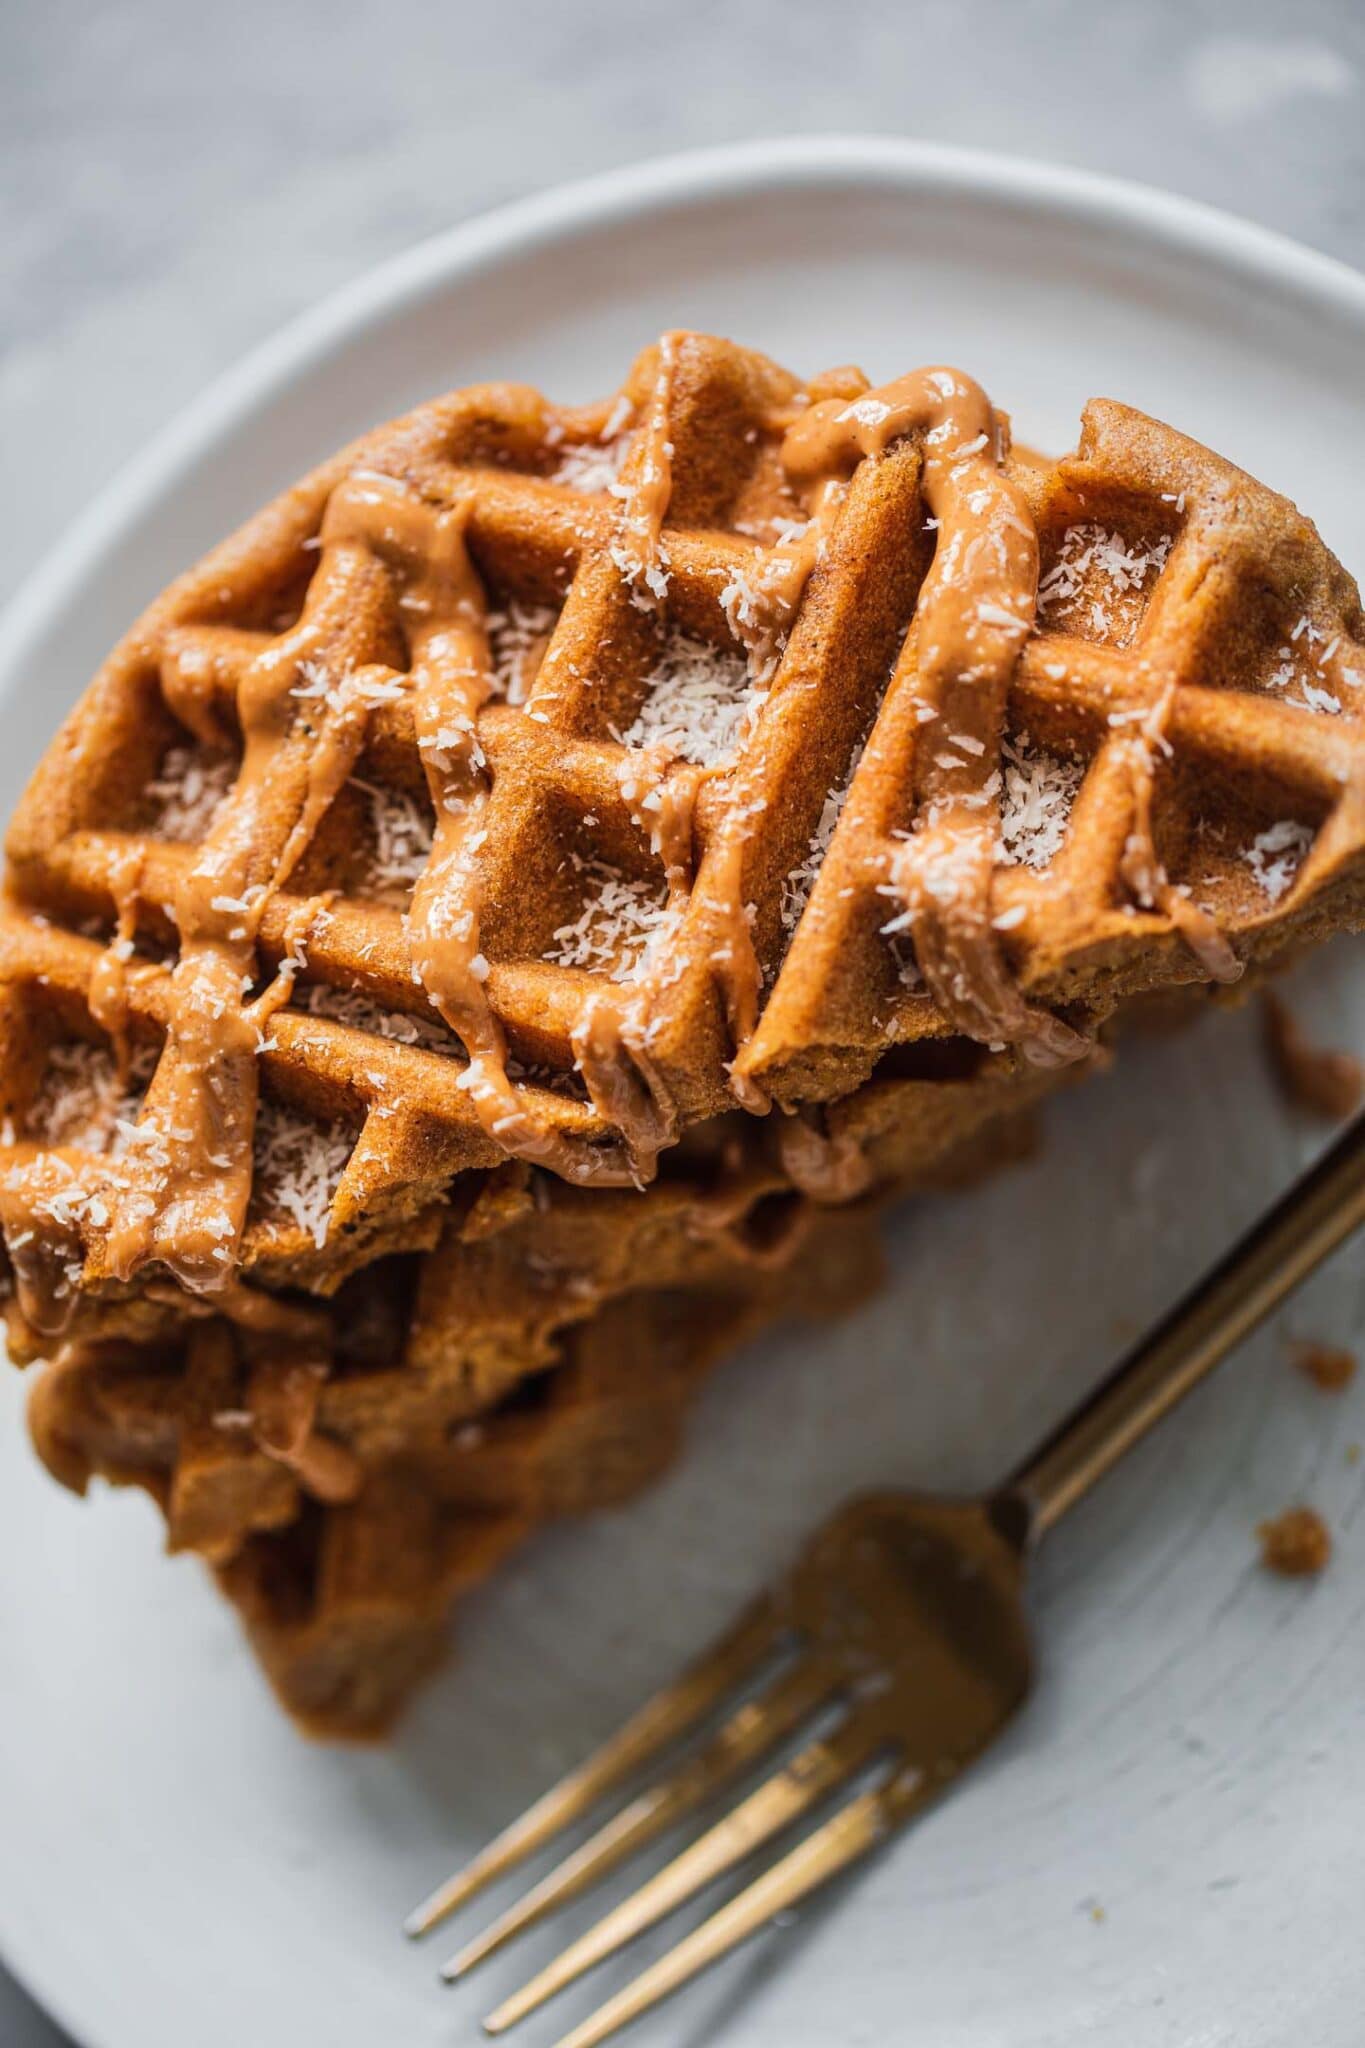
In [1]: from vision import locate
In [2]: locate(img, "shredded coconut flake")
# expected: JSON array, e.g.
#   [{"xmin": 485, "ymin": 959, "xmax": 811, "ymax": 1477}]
[
  {"xmin": 547, "ymin": 862, "xmax": 680, "ymax": 983},
  {"xmin": 353, "ymin": 778, "xmax": 434, "ymax": 904},
  {"xmin": 997, "ymin": 733, "xmax": 1083, "ymax": 870},
  {"xmin": 486, "ymin": 601, "xmax": 558, "ymax": 705},
  {"xmin": 291, "ymin": 659, "xmax": 405, "ymax": 714},
  {"xmin": 551, "ymin": 436, "xmax": 629, "ymax": 494},
  {"xmin": 622, "ymin": 627, "xmax": 758, "ymax": 767},
  {"xmin": 610, "ymin": 542, "xmax": 671, "ymax": 609},
  {"xmin": 1264, "ymin": 615, "xmax": 1346, "ymax": 715},
  {"xmin": 300, "ymin": 982, "xmax": 458, "ymax": 1053},
  {"xmin": 1244, "ymin": 820, "xmax": 1313, "ymax": 903},
  {"xmin": 1037, "ymin": 524, "xmax": 1172, "ymax": 644},
  {"xmin": 145, "ymin": 745, "xmax": 235, "ymax": 842},
  {"xmin": 781, "ymin": 748, "xmax": 863, "ymax": 933},
  {"xmin": 251, "ymin": 1098, "xmax": 354, "ymax": 1247},
  {"xmin": 24, "ymin": 1040, "xmax": 156, "ymax": 1155}
]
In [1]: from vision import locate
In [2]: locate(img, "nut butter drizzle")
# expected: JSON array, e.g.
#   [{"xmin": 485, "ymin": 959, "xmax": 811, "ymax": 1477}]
[
  {"xmin": 98, "ymin": 538, "xmax": 393, "ymax": 1291},
  {"xmin": 0, "ymin": 357, "xmax": 699, "ymax": 1317},
  {"xmin": 1, "ymin": 553, "xmax": 388, "ymax": 1325},
  {"xmin": 782, "ymin": 367, "xmax": 1093, "ymax": 1066},
  {"xmin": 694, "ymin": 470, "xmax": 857, "ymax": 1115},
  {"xmin": 577, "ymin": 338, "xmax": 839, "ymax": 1144},
  {"xmin": 610, "ymin": 330, "xmax": 678, "ymax": 609},
  {"xmin": 324, "ymin": 471, "xmax": 638, "ymax": 1190},
  {"xmin": 570, "ymin": 745, "xmax": 699, "ymax": 1185},
  {"xmin": 585, "ymin": 336, "xmax": 817, "ymax": 1128},
  {"xmin": 568, "ymin": 335, "xmax": 696, "ymax": 1179},
  {"xmin": 1115, "ymin": 682, "xmax": 1240, "ymax": 982}
]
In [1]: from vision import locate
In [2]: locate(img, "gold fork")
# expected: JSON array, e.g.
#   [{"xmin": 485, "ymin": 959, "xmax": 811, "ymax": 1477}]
[{"xmin": 405, "ymin": 1112, "xmax": 1365, "ymax": 2048}]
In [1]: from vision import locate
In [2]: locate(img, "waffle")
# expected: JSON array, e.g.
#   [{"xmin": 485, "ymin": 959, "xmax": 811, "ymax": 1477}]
[
  {"xmin": 28, "ymin": 1191, "xmax": 886, "ymax": 1736},
  {"xmin": 6, "ymin": 331, "xmax": 1365, "ymax": 1732},
  {"xmin": 22, "ymin": 1125, "xmax": 884, "ymax": 1551},
  {"xmin": 6, "ymin": 333, "xmax": 1365, "ymax": 1333}
]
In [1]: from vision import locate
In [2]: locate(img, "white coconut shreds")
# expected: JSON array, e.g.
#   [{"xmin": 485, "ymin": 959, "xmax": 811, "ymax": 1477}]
[
  {"xmin": 145, "ymin": 745, "xmax": 236, "ymax": 842},
  {"xmin": 997, "ymin": 733, "xmax": 1084, "ymax": 870},
  {"xmin": 299, "ymin": 982, "xmax": 458, "ymax": 1053},
  {"xmin": 550, "ymin": 437, "xmax": 629, "ymax": 495},
  {"xmin": 352, "ymin": 778, "xmax": 434, "ymax": 904},
  {"xmin": 486, "ymin": 601, "xmax": 559, "ymax": 705},
  {"xmin": 780, "ymin": 748, "xmax": 864, "ymax": 934},
  {"xmin": 290, "ymin": 659, "xmax": 406, "ymax": 715},
  {"xmin": 547, "ymin": 861, "xmax": 681, "ymax": 983},
  {"xmin": 1263, "ymin": 615, "xmax": 1351, "ymax": 716},
  {"xmin": 1243, "ymin": 820, "xmax": 1314, "ymax": 903},
  {"xmin": 1037, "ymin": 524, "xmax": 1173, "ymax": 642},
  {"xmin": 622, "ymin": 627, "xmax": 759, "ymax": 768},
  {"xmin": 251, "ymin": 1097, "xmax": 354, "ymax": 1248},
  {"xmin": 24, "ymin": 1039, "xmax": 157, "ymax": 1154}
]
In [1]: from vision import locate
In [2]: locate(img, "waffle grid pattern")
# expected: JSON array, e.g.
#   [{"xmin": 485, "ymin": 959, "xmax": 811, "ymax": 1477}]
[{"xmin": 5, "ymin": 332, "xmax": 1365, "ymax": 1732}]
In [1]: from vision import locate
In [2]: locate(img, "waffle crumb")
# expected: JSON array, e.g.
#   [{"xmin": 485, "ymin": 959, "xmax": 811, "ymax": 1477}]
[
  {"xmin": 1262, "ymin": 993, "xmax": 1364, "ymax": 1120},
  {"xmin": 1257, "ymin": 1505, "xmax": 1331, "ymax": 1577},
  {"xmin": 1290, "ymin": 1340, "xmax": 1357, "ymax": 1392}
]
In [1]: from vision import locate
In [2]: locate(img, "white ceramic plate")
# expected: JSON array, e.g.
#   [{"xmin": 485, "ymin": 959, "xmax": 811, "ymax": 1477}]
[{"xmin": 3, "ymin": 138, "xmax": 1364, "ymax": 2048}]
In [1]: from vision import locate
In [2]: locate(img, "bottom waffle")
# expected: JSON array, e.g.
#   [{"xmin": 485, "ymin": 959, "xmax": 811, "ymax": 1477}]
[
  {"xmin": 13, "ymin": 985, "xmax": 1225, "ymax": 1737},
  {"xmin": 26, "ymin": 1195, "xmax": 887, "ymax": 1736}
]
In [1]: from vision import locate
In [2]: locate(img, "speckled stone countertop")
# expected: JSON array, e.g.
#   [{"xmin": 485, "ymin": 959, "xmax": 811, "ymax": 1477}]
[{"xmin": 3, "ymin": 1, "xmax": 1362, "ymax": 2037}]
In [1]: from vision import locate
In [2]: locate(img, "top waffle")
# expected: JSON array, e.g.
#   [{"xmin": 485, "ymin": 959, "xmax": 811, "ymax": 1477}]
[{"xmin": 3, "ymin": 332, "xmax": 1365, "ymax": 1330}]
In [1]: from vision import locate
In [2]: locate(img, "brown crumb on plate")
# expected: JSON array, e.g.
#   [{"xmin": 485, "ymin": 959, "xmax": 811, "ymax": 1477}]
[
  {"xmin": 1290, "ymin": 1340, "xmax": 1358, "ymax": 1392},
  {"xmin": 1257, "ymin": 1505, "xmax": 1331, "ymax": 1577},
  {"xmin": 1261, "ymin": 993, "xmax": 1363, "ymax": 1121}
]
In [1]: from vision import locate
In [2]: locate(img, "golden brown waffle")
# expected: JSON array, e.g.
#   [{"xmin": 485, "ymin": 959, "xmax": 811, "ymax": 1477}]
[
  {"xmin": 26, "ymin": 1146, "xmax": 889, "ymax": 1549},
  {"xmin": 29, "ymin": 1196, "xmax": 885, "ymax": 1736},
  {"xmin": 7, "ymin": 332, "xmax": 1365, "ymax": 1734},
  {"xmin": 745, "ymin": 397, "xmax": 1365, "ymax": 1107},
  {"xmin": 5, "ymin": 334, "xmax": 1363, "ymax": 1337}
]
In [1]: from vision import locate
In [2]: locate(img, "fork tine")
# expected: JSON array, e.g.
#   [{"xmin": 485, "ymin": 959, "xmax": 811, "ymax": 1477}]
[
  {"xmin": 482, "ymin": 1712, "xmax": 879, "ymax": 2034},
  {"xmin": 547, "ymin": 1777, "xmax": 903, "ymax": 2048},
  {"xmin": 404, "ymin": 1597, "xmax": 781, "ymax": 1938},
  {"xmin": 441, "ymin": 1654, "xmax": 839, "ymax": 1980}
]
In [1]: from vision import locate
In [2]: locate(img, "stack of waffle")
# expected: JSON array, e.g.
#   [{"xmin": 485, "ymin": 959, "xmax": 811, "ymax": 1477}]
[{"xmin": 4, "ymin": 332, "xmax": 1364, "ymax": 1735}]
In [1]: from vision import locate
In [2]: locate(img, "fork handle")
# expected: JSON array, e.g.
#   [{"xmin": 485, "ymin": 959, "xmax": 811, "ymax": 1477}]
[{"xmin": 1010, "ymin": 1112, "xmax": 1365, "ymax": 1537}]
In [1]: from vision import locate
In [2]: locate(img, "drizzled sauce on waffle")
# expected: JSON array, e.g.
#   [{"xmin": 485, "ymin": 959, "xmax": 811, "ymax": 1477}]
[
  {"xmin": 782, "ymin": 367, "xmax": 1092, "ymax": 1066},
  {"xmin": 7, "ymin": 329, "xmax": 1365, "ymax": 1351}
]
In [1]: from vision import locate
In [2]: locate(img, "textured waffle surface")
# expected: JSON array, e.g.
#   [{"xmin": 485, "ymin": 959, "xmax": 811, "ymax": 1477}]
[
  {"xmin": 29, "ymin": 1193, "xmax": 884, "ymax": 1735},
  {"xmin": 3, "ymin": 334, "xmax": 1363, "ymax": 1332},
  {"xmin": 7, "ymin": 331, "xmax": 1365, "ymax": 1734}
]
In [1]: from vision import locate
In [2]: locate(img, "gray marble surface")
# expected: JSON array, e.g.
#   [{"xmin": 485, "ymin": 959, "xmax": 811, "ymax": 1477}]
[{"xmin": 2, "ymin": 0, "xmax": 1363, "ymax": 2039}]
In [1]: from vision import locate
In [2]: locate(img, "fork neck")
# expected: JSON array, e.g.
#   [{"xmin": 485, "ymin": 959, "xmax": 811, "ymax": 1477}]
[{"xmin": 1005, "ymin": 1112, "xmax": 1365, "ymax": 1540}]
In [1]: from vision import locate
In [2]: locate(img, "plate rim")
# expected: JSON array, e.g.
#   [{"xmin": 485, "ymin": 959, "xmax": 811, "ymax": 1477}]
[
  {"xmin": 4, "ymin": 132, "xmax": 1365, "ymax": 690},
  {"xmin": 5, "ymin": 132, "xmax": 1365, "ymax": 2048}
]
